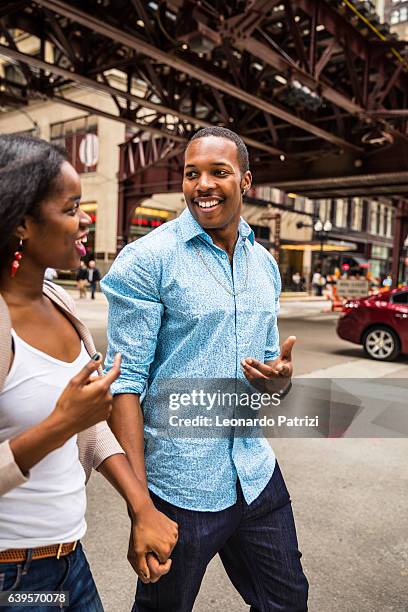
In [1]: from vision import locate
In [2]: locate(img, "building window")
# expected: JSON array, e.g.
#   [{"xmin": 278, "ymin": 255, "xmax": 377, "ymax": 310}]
[
  {"xmin": 335, "ymin": 199, "xmax": 348, "ymax": 228},
  {"xmin": 400, "ymin": 6, "xmax": 408, "ymax": 20},
  {"xmin": 50, "ymin": 115, "xmax": 98, "ymax": 173},
  {"xmin": 370, "ymin": 201, "xmax": 378, "ymax": 235},
  {"xmin": 391, "ymin": 10, "xmax": 399, "ymax": 23},
  {"xmin": 330, "ymin": 199, "xmax": 337, "ymax": 225},
  {"xmin": 361, "ymin": 200, "xmax": 369, "ymax": 232},
  {"xmin": 351, "ymin": 198, "xmax": 363, "ymax": 231},
  {"xmin": 386, "ymin": 208, "xmax": 393, "ymax": 238},
  {"xmin": 378, "ymin": 204, "xmax": 386, "ymax": 236},
  {"xmin": 129, "ymin": 206, "xmax": 175, "ymax": 240}
]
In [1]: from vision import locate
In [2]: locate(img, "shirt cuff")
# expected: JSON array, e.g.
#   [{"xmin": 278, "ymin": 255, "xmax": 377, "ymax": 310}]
[
  {"xmin": 264, "ymin": 351, "xmax": 280, "ymax": 362},
  {"xmin": 110, "ymin": 379, "xmax": 145, "ymax": 396}
]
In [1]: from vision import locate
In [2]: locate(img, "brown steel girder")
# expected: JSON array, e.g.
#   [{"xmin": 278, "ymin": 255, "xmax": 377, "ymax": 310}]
[
  {"xmin": 1, "ymin": 0, "xmax": 407, "ymax": 254},
  {"xmin": 3, "ymin": 0, "xmax": 406, "ymax": 156}
]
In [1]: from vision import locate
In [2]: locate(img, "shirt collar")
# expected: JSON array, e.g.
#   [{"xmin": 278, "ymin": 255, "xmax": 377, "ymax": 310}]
[{"xmin": 178, "ymin": 208, "xmax": 255, "ymax": 246}]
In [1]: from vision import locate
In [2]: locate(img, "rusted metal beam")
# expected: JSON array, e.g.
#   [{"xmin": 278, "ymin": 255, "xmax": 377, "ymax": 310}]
[
  {"xmin": 43, "ymin": 7, "xmax": 77, "ymax": 67},
  {"xmin": 283, "ymin": 0, "xmax": 310, "ymax": 71},
  {"xmin": 315, "ymin": 38, "xmax": 339, "ymax": 80},
  {"xmin": 309, "ymin": 0, "xmax": 319, "ymax": 76},
  {"xmin": 221, "ymin": 0, "xmax": 282, "ymax": 39},
  {"xmin": 0, "ymin": 26, "xmax": 33, "ymax": 86},
  {"xmin": 269, "ymin": 172, "xmax": 408, "ymax": 193},
  {"xmin": 0, "ymin": 41, "xmax": 288, "ymax": 157},
  {"xmin": 129, "ymin": 0, "xmax": 159, "ymax": 45},
  {"xmin": 30, "ymin": 0, "xmax": 363, "ymax": 152},
  {"xmin": 366, "ymin": 110, "xmax": 408, "ymax": 118},
  {"xmin": 51, "ymin": 95, "xmax": 187, "ymax": 141},
  {"xmin": 344, "ymin": 43, "xmax": 363, "ymax": 107},
  {"xmin": 240, "ymin": 37, "xmax": 362, "ymax": 116},
  {"xmin": 0, "ymin": 0, "xmax": 29, "ymax": 19},
  {"xmin": 375, "ymin": 63, "xmax": 404, "ymax": 108}
]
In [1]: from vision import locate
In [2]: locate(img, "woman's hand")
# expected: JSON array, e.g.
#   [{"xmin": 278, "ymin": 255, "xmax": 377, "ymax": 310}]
[
  {"xmin": 128, "ymin": 500, "xmax": 178, "ymax": 583},
  {"xmin": 9, "ymin": 353, "xmax": 121, "ymax": 478},
  {"xmin": 50, "ymin": 352, "xmax": 121, "ymax": 439}
]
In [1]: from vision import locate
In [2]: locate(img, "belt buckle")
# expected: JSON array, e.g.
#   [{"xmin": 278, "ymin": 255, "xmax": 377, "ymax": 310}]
[{"xmin": 56, "ymin": 541, "xmax": 77, "ymax": 559}]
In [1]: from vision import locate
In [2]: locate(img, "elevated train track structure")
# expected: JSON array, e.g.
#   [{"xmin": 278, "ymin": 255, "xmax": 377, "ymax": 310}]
[{"xmin": 1, "ymin": 0, "xmax": 408, "ymax": 281}]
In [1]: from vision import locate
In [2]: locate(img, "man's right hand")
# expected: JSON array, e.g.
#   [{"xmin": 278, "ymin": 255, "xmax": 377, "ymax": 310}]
[{"xmin": 128, "ymin": 501, "xmax": 178, "ymax": 583}]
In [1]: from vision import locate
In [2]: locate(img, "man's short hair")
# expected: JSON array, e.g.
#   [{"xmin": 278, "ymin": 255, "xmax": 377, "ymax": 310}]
[{"xmin": 188, "ymin": 127, "xmax": 249, "ymax": 174}]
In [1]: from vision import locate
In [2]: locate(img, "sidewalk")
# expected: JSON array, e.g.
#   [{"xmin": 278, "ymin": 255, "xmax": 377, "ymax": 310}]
[
  {"xmin": 67, "ymin": 289, "xmax": 336, "ymax": 323},
  {"xmin": 280, "ymin": 293, "xmax": 327, "ymax": 302},
  {"xmin": 58, "ymin": 278, "xmax": 327, "ymax": 302}
]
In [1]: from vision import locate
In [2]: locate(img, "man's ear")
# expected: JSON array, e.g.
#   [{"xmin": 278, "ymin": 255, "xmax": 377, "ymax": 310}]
[{"xmin": 241, "ymin": 171, "xmax": 252, "ymax": 195}]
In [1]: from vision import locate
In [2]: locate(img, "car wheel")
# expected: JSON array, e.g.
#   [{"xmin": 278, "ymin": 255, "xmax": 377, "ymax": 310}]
[{"xmin": 363, "ymin": 326, "xmax": 400, "ymax": 361}]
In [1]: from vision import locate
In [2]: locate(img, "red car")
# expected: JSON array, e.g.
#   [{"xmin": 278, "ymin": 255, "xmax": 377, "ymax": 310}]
[{"xmin": 336, "ymin": 287, "xmax": 408, "ymax": 361}]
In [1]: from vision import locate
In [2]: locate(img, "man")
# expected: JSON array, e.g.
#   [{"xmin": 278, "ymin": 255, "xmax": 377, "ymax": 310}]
[
  {"xmin": 76, "ymin": 260, "xmax": 88, "ymax": 299},
  {"xmin": 312, "ymin": 269, "xmax": 324, "ymax": 296},
  {"xmin": 87, "ymin": 259, "xmax": 101, "ymax": 299},
  {"xmin": 292, "ymin": 271, "xmax": 301, "ymax": 291},
  {"xmin": 102, "ymin": 127, "xmax": 309, "ymax": 611}
]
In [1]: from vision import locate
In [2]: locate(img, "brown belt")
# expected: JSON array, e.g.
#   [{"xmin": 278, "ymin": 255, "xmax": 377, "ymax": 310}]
[{"xmin": 0, "ymin": 541, "xmax": 78, "ymax": 563}]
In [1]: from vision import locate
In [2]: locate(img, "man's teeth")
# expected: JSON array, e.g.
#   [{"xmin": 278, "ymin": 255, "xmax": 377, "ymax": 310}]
[{"xmin": 196, "ymin": 200, "xmax": 220, "ymax": 209}]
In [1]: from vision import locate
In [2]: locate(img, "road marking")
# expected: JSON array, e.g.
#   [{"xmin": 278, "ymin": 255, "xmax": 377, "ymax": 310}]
[
  {"xmin": 297, "ymin": 358, "xmax": 407, "ymax": 378},
  {"xmin": 279, "ymin": 312, "xmax": 339, "ymax": 321}
]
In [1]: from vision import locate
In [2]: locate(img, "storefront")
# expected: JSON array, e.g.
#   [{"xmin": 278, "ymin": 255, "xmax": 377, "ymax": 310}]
[
  {"xmin": 80, "ymin": 202, "xmax": 97, "ymax": 259},
  {"xmin": 280, "ymin": 240, "xmax": 357, "ymax": 289},
  {"xmin": 129, "ymin": 206, "xmax": 176, "ymax": 240},
  {"xmin": 369, "ymin": 245, "xmax": 391, "ymax": 281}
]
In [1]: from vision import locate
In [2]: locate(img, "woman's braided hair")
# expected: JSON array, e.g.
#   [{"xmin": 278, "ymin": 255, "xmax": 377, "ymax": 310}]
[{"xmin": 0, "ymin": 134, "xmax": 67, "ymax": 259}]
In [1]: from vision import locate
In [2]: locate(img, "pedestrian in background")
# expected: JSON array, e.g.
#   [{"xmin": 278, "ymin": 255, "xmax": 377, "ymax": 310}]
[
  {"xmin": 76, "ymin": 260, "xmax": 88, "ymax": 299},
  {"xmin": 312, "ymin": 269, "xmax": 325, "ymax": 296},
  {"xmin": 292, "ymin": 271, "xmax": 301, "ymax": 291},
  {"xmin": 382, "ymin": 274, "xmax": 392, "ymax": 289},
  {"xmin": 87, "ymin": 259, "xmax": 101, "ymax": 300}
]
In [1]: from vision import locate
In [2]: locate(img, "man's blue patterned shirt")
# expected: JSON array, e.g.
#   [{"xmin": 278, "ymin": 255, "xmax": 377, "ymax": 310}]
[{"xmin": 101, "ymin": 208, "xmax": 281, "ymax": 511}]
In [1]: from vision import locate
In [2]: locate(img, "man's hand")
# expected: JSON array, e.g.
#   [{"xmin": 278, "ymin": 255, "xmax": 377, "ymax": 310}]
[
  {"xmin": 146, "ymin": 553, "xmax": 172, "ymax": 584},
  {"xmin": 241, "ymin": 336, "xmax": 296, "ymax": 386},
  {"xmin": 127, "ymin": 501, "xmax": 178, "ymax": 583}
]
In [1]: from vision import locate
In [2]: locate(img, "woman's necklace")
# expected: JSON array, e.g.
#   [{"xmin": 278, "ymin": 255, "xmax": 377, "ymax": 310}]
[{"xmin": 192, "ymin": 240, "xmax": 249, "ymax": 297}]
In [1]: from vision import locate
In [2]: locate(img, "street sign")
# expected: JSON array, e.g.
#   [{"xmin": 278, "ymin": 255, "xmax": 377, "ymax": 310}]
[{"xmin": 336, "ymin": 279, "xmax": 369, "ymax": 297}]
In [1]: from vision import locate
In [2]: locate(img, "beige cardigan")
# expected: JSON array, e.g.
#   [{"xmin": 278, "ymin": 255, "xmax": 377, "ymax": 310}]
[{"xmin": 0, "ymin": 281, "xmax": 124, "ymax": 496}]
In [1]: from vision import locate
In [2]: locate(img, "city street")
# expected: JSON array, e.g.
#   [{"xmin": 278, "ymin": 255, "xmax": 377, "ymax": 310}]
[
  {"xmin": 2, "ymin": 2, "xmax": 407, "ymax": 610},
  {"xmin": 74, "ymin": 293, "xmax": 408, "ymax": 612}
]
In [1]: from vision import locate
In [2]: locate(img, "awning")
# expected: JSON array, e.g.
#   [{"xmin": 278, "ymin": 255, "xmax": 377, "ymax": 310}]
[
  {"xmin": 281, "ymin": 240, "xmax": 357, "ymax": 252},
  {"xmin": 343, "ymin": 255, "xmax": 370, "ymax": 269}
]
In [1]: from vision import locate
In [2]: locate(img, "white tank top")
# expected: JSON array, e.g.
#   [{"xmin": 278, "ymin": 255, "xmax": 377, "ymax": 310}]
[{"xmin": 0, "ymin": 330, "xmax": 89, "ymax": 549}]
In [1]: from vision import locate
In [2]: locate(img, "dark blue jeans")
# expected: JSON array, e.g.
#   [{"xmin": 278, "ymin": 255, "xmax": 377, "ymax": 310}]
[
  {"xmin": 0, "ymin": 543, "xmax": 103, "ymax": 611},
  {"xmin": 133, "ymin": 463, "xmax": 308, "ymax": 612}
]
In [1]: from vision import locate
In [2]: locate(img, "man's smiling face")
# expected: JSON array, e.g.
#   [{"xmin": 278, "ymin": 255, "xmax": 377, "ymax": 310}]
[{"xmin": 182, "ymin": 136, "xmax": 251, "ymax": 231}]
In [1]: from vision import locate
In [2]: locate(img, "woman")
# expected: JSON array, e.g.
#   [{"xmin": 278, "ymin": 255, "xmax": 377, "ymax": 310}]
[{"xmin": 0, "ymin": 135, "xmax": 177, "ymax": 610}]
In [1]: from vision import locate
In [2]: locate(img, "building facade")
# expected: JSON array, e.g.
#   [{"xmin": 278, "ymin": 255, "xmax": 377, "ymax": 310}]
[
  {"xmin": 0, "ymin": 26, "xmax": 400, "ymax": 288},
  {"xmin": 0, "ymin": 93, "xmax": 398, "ymax": 288},
  {"xmin": 377, "ymin": 0, "xmax": 408, "ymax": 38}
]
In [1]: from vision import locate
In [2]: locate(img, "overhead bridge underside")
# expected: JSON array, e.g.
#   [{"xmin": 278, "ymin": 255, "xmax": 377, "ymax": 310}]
[{"xmin": 1, "ymin": 0, "xmax": 408, "ymax": 274}]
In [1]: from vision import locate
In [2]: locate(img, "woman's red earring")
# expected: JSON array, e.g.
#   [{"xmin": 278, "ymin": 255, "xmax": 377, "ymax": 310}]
[{"xmin": 10, "ymin": 239, "xmax": 23, "ymax": 278}]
